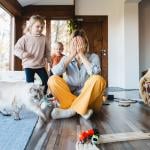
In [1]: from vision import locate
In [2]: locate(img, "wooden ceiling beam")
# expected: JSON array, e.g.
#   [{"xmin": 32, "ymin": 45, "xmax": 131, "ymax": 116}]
[
  {"xmin": 0, "ymin": 0, "xmax": 22, "ymax": 16},
  {"xmin": 22, "ymin": 5, "xmax": 74, "ymax": 19}
]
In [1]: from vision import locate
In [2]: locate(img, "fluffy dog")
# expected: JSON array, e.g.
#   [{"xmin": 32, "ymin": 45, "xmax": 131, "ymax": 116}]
[
  {"xmin": 139, "ymin": 69, "xmax": 150, "ymax": 106},
  {"xmin": 0, "ymin": 81, "xmax": 47, "ymax": 122}
]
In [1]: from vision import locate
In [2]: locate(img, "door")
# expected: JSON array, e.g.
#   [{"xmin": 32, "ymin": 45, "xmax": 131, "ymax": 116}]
[{"xmin": 76, "ymin": 16, "xmax": 108, "ymax": 85}]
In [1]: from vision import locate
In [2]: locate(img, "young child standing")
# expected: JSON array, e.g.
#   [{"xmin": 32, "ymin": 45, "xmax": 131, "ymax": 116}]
[
  {"xmin": 14, "ymin": 15, "xmax": 50, "ymax": 95},
  {"xmin": 49, "ymin": 42, "xmax": 64, "ymax": 76},
  {"xmin": 50, "ymin": 42, "xmax": 64, "ymax": 67},
  {"xmin": 47, "ymin": 42, "xmax": 64, "ymax": 99}
]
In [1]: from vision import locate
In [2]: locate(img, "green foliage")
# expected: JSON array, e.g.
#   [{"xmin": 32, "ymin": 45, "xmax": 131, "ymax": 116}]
[{"xmin": 67, "ymin": 19, "xmax": 78, "ymax": 35}]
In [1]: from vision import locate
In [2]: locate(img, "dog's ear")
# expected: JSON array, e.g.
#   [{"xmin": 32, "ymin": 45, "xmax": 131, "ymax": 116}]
[
  {"xmin": 29, "ymin": 86, "xmax": 35, "ymax": 94},
  {"xmin": 39, "ymin": 85, "xmax": 45, "ymax": 91},
  {"xmin": 29, "ymin": 84, "xmax": 37, "ymax": 94},
  {"xmin": 29, "ymin": 84, "xmax": 44, "ymax": 94}
]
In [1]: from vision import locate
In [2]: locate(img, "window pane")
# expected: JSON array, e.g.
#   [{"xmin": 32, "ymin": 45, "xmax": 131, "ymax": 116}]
[
  {"xmin": 0, "ymin": 7, "xmax": 11, "ymax": 70},
  {"xmin": 51, "ymin": 20, "xmax": 70, "ymax": 54}
]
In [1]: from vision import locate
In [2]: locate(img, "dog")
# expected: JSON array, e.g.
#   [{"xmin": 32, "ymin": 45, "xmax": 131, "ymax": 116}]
[
  {"xmin": 0, "ymin": 81, "xmax": 47, "ymax": 122},
  {"xmin": 139, "ymin": 69, "xmax": 150, "ymax": 106}
]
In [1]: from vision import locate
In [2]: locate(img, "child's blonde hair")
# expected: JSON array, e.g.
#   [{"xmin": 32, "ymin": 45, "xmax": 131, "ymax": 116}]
[
  {"xmin": 53, "ymin": 42, "xmax": 63, "ymax": 50},
  {"xmin": 24, "ymin": 15, "xmax": 45, "ymax": 34},
  {"xmin": 51, "ymin": 42, "xmax": 63, "ymax": 55}
]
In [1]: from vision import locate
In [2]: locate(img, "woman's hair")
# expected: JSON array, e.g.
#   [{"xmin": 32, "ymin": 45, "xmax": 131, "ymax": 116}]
[
  {"xmin": 71, "ymin": 29, "xmax": 89, "ymax": 52},
  {"xmin": 24, "ymin": 15, "xmax": 45, "ymax": 34}
]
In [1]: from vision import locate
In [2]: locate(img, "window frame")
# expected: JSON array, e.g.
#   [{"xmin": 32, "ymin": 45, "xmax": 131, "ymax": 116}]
[{"xmin": 0, "ymin": 4, "xmax": 15, "ymax": 71}]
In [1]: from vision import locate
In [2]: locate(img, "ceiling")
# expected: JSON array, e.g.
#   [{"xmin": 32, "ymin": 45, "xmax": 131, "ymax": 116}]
[{"xmin": 17, "ymin": 0, "xmax": 74, "ymax": 7}]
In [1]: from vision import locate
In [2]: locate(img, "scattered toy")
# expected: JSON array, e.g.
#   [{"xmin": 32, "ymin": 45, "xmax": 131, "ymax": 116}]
[{"xmin": 79, "ymin": 128, "xmax": 100, "ymax": 144}]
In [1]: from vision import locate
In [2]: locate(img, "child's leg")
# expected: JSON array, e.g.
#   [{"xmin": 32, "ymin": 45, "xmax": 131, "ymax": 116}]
[
  {"xmin": 24, "ymin": 68, "xmax": 35, "ymax": 82},
  {"xmin": 36, "ymin": 68, "xmax": 48, "ymax": 95}
]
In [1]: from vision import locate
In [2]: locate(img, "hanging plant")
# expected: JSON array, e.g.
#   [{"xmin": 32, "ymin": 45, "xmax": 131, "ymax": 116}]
[{"xmin": 67, "ymin": 19, "xmax": 80, "ymax": 35}]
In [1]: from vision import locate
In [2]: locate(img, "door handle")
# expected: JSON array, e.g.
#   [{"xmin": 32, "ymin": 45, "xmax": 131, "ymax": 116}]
[
  {"xmin": 101, "ymin": 49, "xmax": 106, "ymax": 52},
  {"xmin": 100, "ymin": 49, "xmax": 107, "ymax": 56}
]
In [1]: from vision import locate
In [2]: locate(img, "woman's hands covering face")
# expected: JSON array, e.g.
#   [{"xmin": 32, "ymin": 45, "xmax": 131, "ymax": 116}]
[
  {"xmin": 70, "ymin": 38, "xmax": 77, "ymax": 58},
  {"xmin": 71, "ymin": 36, "xmax": 86, "ymax": 57}
]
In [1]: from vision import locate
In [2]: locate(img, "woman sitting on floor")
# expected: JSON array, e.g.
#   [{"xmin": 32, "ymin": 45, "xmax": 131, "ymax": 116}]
[{"xmin": 48, "ymin": 29, "xmax": 106, "ymax": 120}]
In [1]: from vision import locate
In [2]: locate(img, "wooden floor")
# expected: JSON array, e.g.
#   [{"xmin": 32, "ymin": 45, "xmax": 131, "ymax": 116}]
[{"xmin": 26, "ymin": 101, "xmax": 150, "ymax": 150}]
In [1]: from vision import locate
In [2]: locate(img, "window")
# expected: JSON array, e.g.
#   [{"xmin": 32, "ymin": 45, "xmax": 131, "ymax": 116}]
[
  {"xmin": 51, "ymin": 20, "xmax": 70, "ymax": 54},
  {"xmin": 0, "ymin": 6, "xmax": 14, "ymax": 70}
]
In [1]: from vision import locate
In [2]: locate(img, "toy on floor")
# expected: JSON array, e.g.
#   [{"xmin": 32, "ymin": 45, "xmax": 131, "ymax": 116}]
[{"xmin": 79, "ymin": 128, "xmax": 100, "ymax": 144}]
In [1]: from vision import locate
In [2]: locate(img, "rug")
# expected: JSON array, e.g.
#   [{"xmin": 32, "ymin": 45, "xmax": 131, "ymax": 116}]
[{"xmin": 0, "ymin": 109, "xmax": 38, "ymax": 150}]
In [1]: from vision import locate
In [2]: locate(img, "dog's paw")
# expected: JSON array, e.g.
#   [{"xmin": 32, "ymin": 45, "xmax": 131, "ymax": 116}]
[
  {"xmin": 39, "ymin": 116, "xmax": 49, "ymax": 124},
  {"xmin": 14, "ymin": 117, "xmax": 21, "ymax": 120},
  {"xmin": 0, "ymin": 111, "xmax": 11, "ymax": 116},
  {"xmin": 13, "ymin": 114, "xmax": 21, "ymax": 120}
]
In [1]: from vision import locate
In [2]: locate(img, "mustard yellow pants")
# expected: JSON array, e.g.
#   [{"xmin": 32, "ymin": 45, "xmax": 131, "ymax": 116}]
[{"xmin": 48, "ymin": 75, "xmax": 106, "ymax": 115}]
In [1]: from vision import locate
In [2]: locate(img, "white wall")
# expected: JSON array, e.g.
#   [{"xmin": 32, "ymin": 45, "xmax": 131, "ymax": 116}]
[
  {"xmin": 124, "ymin": 2, "xmax": 139, "ymax": 88},
  {"xmin": 75, "ymin": 0, "xmax": 140, "ymax": 89},
  {"xmin": 139, "ymin": 0, "xmax": 150, "ymax": 75}
]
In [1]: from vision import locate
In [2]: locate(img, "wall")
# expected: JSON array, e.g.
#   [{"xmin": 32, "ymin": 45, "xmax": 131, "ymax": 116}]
[
  {"xmin": 139, "ymin": 0, "xmax": 150, "ymax": 76},
  {"xmin": 75, "ymin": 0, "xmax": 140, "ymax": 89},
  {"xmin": 124, "ymin": 2, "xmax": 139, "ymax": 88}
]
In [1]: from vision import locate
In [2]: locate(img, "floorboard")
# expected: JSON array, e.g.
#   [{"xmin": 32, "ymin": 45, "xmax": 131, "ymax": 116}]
[{"xmin": 26, "ymin": 101, "xmax": 150, "ymax": 150}]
